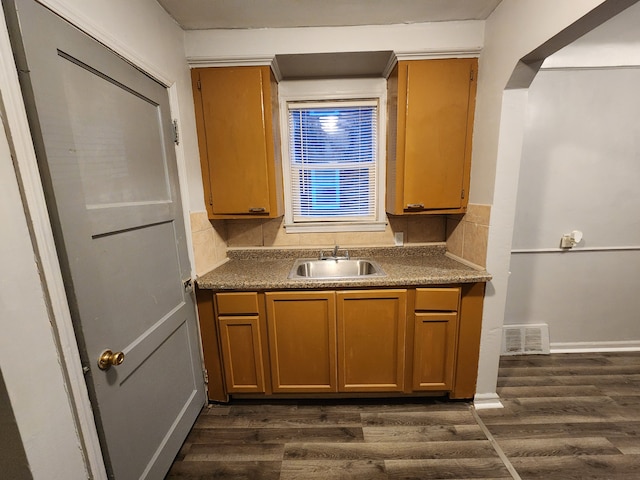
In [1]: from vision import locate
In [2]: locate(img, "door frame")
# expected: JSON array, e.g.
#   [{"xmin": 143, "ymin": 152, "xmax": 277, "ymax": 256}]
[{"xmin": 0, "ymin": 2, "xmax": 197, "ymax": 478}]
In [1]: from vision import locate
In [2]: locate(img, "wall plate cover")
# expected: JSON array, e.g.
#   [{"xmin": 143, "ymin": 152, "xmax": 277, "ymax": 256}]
[{"xmin": 394, "ymin": 232, "xmax": 404, "ymax": 246}]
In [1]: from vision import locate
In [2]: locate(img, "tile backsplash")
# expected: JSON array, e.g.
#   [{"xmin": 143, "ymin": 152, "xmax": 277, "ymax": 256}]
[
  {"xmin": 446, "ymin": 204, "xmax": 491, "ymax": 268},
  {"xmin": 190, "ymin": 211, "xmax": 227, "ymax": 276},
  {"xmin": 190, "ymin": 204, "xmax": 491, "ymax": 275},
  {"xmin": 226, "ymin": 215, "xmax": 446, "ymax": 248}
]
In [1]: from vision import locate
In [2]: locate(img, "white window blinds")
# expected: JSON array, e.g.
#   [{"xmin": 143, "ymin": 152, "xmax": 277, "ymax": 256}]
[{"xmin": 287, "ymin": 101, "xmax": 378, "ymax": 223}]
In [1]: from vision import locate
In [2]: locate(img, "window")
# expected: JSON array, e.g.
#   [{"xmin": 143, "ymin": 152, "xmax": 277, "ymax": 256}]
[
  {"xmin": 288, "ymin": 102, "xmax": 377, "ymax": 221},
  {"xmin": 280, "ymin": 79, "xmax": 386, "ymax": 232}
]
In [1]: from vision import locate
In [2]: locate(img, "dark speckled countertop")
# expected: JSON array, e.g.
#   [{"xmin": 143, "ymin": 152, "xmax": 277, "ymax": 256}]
[{"xmin": 196, "ymin": 244, "xmax": 491, "ymax": 291}]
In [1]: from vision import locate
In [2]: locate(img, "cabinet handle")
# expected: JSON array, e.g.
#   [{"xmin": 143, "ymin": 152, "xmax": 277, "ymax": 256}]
[
  {"xmin": 406, "ymin": 203, "xmax": 424, "ymax": 210},
  {"xmin": 249, "ymin": 207, "xmax": 267, "ymax": 213}
]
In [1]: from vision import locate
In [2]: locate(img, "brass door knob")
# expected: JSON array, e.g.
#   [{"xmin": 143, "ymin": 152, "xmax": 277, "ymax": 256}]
[{"xmin": 98, "ymin": 349, "xmax": 125, "ymax": 371}]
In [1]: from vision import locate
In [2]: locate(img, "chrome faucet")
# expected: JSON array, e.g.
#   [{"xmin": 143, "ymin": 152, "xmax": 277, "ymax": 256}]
[{"xmin": 319, "ymin": 245, "xmax": 349, "ymax": 260}]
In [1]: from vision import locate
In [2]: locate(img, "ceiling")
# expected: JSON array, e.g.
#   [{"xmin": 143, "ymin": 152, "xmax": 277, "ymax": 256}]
[{"xmin": 156, "ymin": 0, "xmax": 503, "ymax": 30}]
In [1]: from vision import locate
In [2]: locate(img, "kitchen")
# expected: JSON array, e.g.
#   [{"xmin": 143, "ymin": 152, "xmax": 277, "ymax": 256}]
[{"xmin": 2, "ymin": 0, "xmax": 639, "ymax": 478}]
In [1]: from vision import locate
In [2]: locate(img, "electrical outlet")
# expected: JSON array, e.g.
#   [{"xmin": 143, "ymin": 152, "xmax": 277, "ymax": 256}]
[
  {"xmin": 394, "ymin": 232, "xmax": 404, "ymax": 246},
  {"xmin": 560, "ymin": 235, "xmax": 575, "ymax": 248},
  {"xmin": 560, "ymin": 230, "xmax": 583, "ymax": 249}
]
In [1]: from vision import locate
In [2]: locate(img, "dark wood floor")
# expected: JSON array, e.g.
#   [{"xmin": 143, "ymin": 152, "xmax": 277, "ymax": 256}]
[
  {"xmin": 166, "ymin": 352, "xmax": 640, "ymax": 479},
  {"xmin": 478, "ymin": 352, "xmax": 640, "ymax": 479}
]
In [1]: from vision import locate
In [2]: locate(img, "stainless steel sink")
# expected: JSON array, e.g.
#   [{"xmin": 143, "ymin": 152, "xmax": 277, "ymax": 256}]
[{"xmin": 288, "ymin": 258, "xmax": 386, "ymax": 280}]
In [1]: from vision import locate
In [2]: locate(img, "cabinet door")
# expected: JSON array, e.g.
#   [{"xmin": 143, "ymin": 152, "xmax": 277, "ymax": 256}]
[
  {"xmin": 337, "ymin": 290, "xmax": 407, "ymax": 392},
  {"xmin": 192, "ymin": 66, "xmax": 282, "ymax": 217},
  {"xmin": 387, "ymin": 59, "xmax": 477, "ymax": 214},
  {"xmin": 218, "ymin": 316, "xmax": 266, "ymax": 393},
  {"xmin": 265, "ymin": 292, "xmax": 337, "ymax": 393},
  {"xmin": 413, "ymin": 312, "xmax": 458, "ymax": 391}
]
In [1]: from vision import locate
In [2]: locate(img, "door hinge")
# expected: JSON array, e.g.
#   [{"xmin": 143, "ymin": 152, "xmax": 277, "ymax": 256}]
[
  {"xmin": 203, "ymin": 369, "xmax": 209, "ymax": 384},
  {"xmin": 470, "ymin": 69, "xmax": 475, "ymax": 81},
  {"xmin": 461, "ymin": 189, "xmax": 465, "ymax": 199},
  {"xmin": 172, "ymin": 119, "xmax": 180, "ymax": 145},
  {"xmin": 197, "ymin": 79, "xmax": 201, "ymax": 90}
]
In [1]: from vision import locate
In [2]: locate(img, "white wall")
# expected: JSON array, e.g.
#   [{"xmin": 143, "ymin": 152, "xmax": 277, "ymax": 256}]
[
  {"xmin": 504, "ymin": 64, "xmax": 640, "ymax": 347},
  {"xmin": 512, "ymin": 68, "xmax": 640, "ymax": 249},
  {"xmin": 185, "ymin": 21, "xmax": 485, "ymax": 60},
  {"xmin": 507, "ymin": 251, "xmax": 640, "ymax": 346},
  {"xmin": 471, "ymin": 0, "xmax": 611, "ymax": 204},
  {"xmin": 0, "ymin": 110, "xmax": 87, "ymax": 478},
  {"xmin": 544, "ymin": 0, "xmax": 640, "ymax": 69},
  {"xmin": 461, "ymin": 0, "xmax": 625, "ymax": 399}
]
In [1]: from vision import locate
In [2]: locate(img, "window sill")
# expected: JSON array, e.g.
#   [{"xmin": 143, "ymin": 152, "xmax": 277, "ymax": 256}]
[{"xmin": 284, "ymin": 221, "xmax": 387, "ymax": 234}]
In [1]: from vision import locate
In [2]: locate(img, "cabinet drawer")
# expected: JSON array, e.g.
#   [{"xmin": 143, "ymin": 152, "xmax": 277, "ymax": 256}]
[
  {"xmin": 216, "ymin": 292, "xmax": 259, "ymax": 315},
  {"xmin": 415, "ymin": 288, "xmax": 460, "ymax": 311}
]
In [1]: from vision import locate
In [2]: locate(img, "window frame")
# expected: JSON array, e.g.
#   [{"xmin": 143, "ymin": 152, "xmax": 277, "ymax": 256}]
[{"xmin": 279, "ymin": 78, "xmax": 387, "ymax": 233}]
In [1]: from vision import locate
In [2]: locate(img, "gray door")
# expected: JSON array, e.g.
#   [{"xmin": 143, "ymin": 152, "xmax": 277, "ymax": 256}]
[{"xmin": 5, "ymin": 1, "xmax": 205, "ymax": 478}]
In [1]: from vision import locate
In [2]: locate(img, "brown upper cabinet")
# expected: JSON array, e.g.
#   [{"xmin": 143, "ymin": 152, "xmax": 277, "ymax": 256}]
[
  {"xmin": 386, "ymin": 58, "xmax": 478, "ymax": 215},
  {"xmin": 191, "ymin": 66, "xmax": 284, "ymax": 219}
]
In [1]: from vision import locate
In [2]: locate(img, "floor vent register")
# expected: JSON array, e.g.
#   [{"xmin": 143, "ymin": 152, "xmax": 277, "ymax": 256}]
[{"xmin": 501, "ymin": 324, "xmax": 550, "ymax": 355}]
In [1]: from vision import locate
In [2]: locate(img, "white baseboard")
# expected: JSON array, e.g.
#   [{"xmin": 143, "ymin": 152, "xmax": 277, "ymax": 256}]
[
  {"xmin": 550, "ymin": 340, "xmax": 640, "ymax": 353},
  {"xmin": 473, "ymin": 393, "xmax": 504, "ymax": 410}
]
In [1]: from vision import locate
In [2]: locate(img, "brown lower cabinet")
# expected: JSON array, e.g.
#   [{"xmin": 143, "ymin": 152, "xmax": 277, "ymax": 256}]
[
  {"xmin": 218, "ymin": 316, "xmax": 266, "ymax": 393},
  {"xmin": 196, "ymin": 284, "xmax": 485, "ymax": 402},
  {"xmin": 265, "ymin": 291, "xmax": 337, "ymax": 393},
  {"xmin": 412, "ymin": 287, "xmax": 461, "ymax": 391},
  {"xmin": 337, "ymin": 290, "xmax": 407, "ymax": 392},
  {"xmin": 413, "ymin": 313, "xmax": 458, "ymax": 391},
  {"xmin": 214, "ymin": 292, "xmax": 267, "ymax": 394}
]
